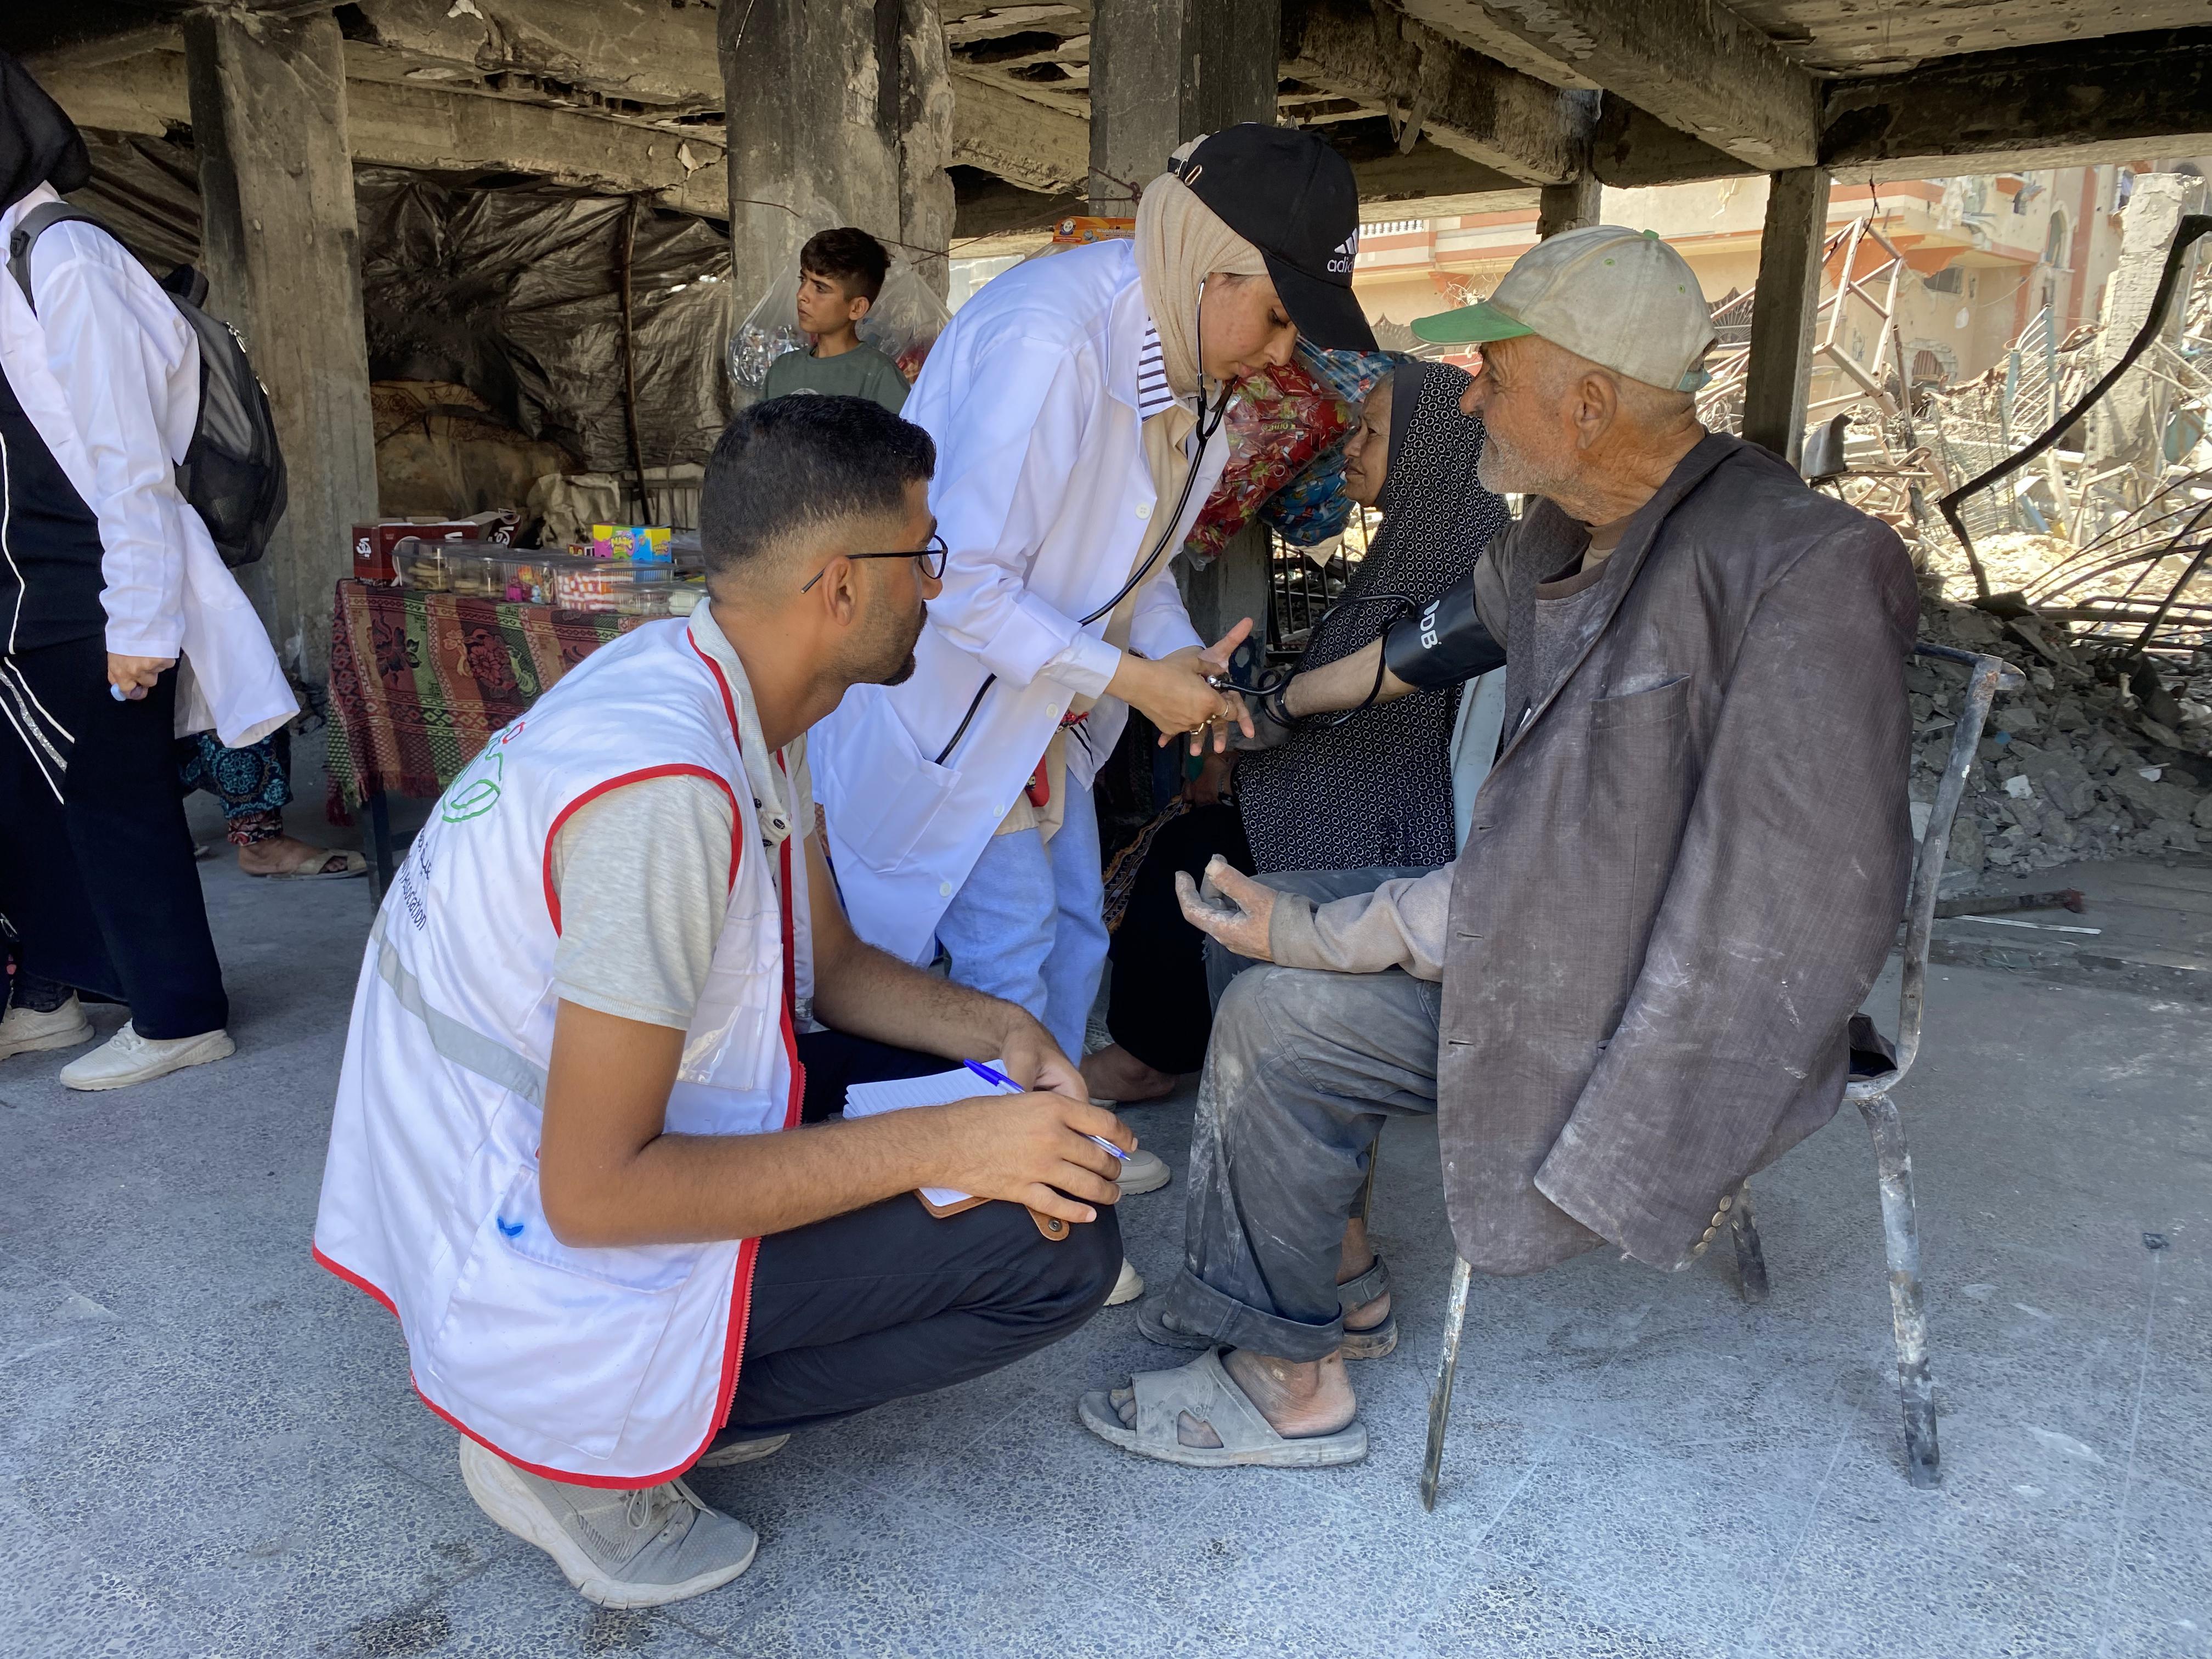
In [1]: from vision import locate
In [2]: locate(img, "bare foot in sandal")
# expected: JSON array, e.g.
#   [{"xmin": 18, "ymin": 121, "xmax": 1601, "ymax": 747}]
[
  {"xmin": 238, "ymin": 835, "xmax": 366, "ymax": 879},
  {"xmin": 1108, "ymin": 1348, "xmax": 1357, "ymax": 1448},
  {"xmin": 1080, "ymin": 1043, "xmax": 1178, "ymax": 1105}
]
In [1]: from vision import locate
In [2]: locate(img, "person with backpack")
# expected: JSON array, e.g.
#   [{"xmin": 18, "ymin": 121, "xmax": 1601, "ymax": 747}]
[{"xmin": 0, "ymin": 53, "xmax": 296, "ymax": 1090}]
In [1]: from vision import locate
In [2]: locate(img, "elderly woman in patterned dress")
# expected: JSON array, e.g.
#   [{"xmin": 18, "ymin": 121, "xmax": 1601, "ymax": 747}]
[{"xmin": 1083, "ymin": 359, "xmax": 1511, "ymax": 1104}]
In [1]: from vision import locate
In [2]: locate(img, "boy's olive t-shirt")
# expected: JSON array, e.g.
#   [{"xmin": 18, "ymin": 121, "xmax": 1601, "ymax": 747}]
[{"xmin": 761, "ymin": 342, "xmax": 910, "ymax": 413}]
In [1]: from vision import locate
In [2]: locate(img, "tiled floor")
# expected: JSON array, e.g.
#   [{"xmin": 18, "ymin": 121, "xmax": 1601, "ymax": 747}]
[{"xmin": 1, "ymin": 859, "xmax": 2204, "ymax": 1657}]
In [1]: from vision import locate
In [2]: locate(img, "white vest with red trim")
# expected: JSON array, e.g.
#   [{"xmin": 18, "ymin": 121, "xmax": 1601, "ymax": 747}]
[{"xmin": 313, "ymin": 616, "xmax": 808, "ymax": 1488}]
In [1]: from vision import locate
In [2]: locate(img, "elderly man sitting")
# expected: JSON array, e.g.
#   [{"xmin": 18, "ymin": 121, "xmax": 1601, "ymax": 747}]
[{"xmin": 1079, "ymin": 226, "xmax": 1917, "ymax": 1468}]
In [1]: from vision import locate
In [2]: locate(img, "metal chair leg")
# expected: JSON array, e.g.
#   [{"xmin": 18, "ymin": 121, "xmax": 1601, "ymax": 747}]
[
  {"xmin": 1860, "ymin": 1091, "xmax": 1941, "ymax": 1488},
  {"xmin": 1729, "ymin": 1178, "xmax": 1770, "ymax": 1305},
  {"xmin": 1420, "ymin": 1256, "xmax": 1474, "ymax": 1511},
  {"xmin": 1356, "ymin": 1125, "xmax": 1381, "ymax": 1223}
]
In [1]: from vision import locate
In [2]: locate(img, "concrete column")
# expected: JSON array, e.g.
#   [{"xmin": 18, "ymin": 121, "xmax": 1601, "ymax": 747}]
[
  {"xmin": 1089, "ymin": 0, "xmax": 1281, "ymax": 211},
  {"xmin": 721, "ymin": 0, "xmax": 953, "ymax": 311},
  {"xmin": 1536, "ymin": 177, "xmax": 1602, "ymax": 239},
  {"xmin": 1741, "ymin": 166, "xmax": 1831, "ymax": 471},
  {"xmin": 1089, "ymin": 0, "xmax": 1282, "ymax": 650},
  {"xmin": 1088, "ymin": 0, "xmax": 1186, "ymax": 213},
  {"xmin": 182, "ymin": 8, "xmax": 377, "ymax": 685}
]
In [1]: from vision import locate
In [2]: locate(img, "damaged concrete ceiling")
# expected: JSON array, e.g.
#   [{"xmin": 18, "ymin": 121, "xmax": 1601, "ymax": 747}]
[{"xmin": 14, "ymin": 0, "xmax": 2212, "ymax": 244}]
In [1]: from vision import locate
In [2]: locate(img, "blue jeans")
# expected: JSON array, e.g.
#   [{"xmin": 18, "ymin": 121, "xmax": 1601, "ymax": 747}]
[{"xmin": 935, "ymin": 776, "xmax": 1107, "ymax": 1060}]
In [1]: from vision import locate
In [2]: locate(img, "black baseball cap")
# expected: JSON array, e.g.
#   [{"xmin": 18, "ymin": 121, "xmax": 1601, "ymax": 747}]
[{"xmin": 1170, "ymin": 123, "xmax": 1377, "ymax": 354}]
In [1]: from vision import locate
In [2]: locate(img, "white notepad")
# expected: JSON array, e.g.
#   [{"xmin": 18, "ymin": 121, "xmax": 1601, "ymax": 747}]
[{"xmin": 842, "ymin": 1063, "xmax": 1011, "ymax": 1210}]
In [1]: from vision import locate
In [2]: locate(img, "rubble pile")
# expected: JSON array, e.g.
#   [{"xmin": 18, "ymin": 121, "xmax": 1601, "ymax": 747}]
[{"xmin": 1911, "ymin": 595, "xmax": 2212, "ymax": 887}]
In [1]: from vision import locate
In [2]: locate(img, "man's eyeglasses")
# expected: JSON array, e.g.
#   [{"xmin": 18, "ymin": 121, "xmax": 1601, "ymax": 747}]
[{"xmin": 800, "ymin": 533, "xmax": 950, "ymax": 593}]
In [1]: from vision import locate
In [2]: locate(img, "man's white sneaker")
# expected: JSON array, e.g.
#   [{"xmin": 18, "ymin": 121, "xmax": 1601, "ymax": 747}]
[
  {"xmin": 459, "ymin": 1438, "xmax": 758, "ymax": 1608},
  {"xmin": 56, "ymin": 1022, "xmax": 234, "ymax": 1091},
  {"xmin": 1116, "ymin": 1147, "xmax": 1170, "ymax": 1195},
  {"xmin": 1106, "ymin": 1257, "xmax": 1145, "ymax": 1306},
  {"xmin": 0, "ymin": 996, "xmax": 93, "ymax": 1060},
  {"xmin": 692, "ymin": 1432, "xmax": 791, "ymax": 1470}
]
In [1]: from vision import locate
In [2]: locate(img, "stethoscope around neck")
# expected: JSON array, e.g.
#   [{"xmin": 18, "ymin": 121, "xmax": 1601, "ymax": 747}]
[{"xmin": 929, "ymin": 276, "xmax": 1237, "ymax": 768}]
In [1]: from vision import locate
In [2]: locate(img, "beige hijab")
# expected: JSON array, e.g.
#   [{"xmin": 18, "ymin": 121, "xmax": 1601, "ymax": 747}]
[
  {"xmin": 1132, "ymin": 144, "xmax": 1269, "ymax": 517},
  {"xmin": 1001, "ymin": 149, "xmax": 1269, "ymax": 845}
]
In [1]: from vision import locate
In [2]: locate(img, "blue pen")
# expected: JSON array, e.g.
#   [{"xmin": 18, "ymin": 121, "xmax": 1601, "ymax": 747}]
[{"xmin": 963, "ymin": 1058, "xmax": 1130, "ymax": 1164}]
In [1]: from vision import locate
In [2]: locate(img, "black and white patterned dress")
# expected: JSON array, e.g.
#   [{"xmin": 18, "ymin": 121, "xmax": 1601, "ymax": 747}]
[{"xmin": 1236, "ymin": 360, "xmax": 1511, "ymax": 873}]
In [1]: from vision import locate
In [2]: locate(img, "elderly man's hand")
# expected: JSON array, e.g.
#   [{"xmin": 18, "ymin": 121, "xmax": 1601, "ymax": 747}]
[{"xmin": 1173, "ymin": 855, "xmax": 1275, "ymax": 962}]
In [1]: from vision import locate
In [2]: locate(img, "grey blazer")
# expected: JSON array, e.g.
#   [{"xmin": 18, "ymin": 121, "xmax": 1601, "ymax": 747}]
[{"xmin": 1273, "ymin": 433, "xmax": 1918, "ymax": 1275}]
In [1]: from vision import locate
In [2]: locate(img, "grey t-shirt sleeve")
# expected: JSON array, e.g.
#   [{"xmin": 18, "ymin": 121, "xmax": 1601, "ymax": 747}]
[{"xmin": 549, "ymin": 774, "xmax": 736, "ymax": 1029}]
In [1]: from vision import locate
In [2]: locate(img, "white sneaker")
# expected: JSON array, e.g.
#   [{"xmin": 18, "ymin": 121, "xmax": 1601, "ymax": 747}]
[
  {"xmin": 1116, "ymin": 1147, "xmax": 1170, "ymax": 1195},
  {"xmin": 0, "ymin": 995, "xmax": 93, "ymax": 1060},
  {"xmin": 692, "ymin": 1432, "xmax": 790, "ymax": 1470},
  {"xmin": 1106, "ymin": 1257, "xmax": 1145, "ymax": 1306},
  {"xmin": 57, "ymin": 1022, "xmax": 234, "ymax": 1091},
  {"xmin": 459, "ymin": 1438, "xmax": 758, "ymax": 1607}
]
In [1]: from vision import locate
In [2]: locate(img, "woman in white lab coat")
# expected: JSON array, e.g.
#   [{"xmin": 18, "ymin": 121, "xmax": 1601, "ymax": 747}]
[
  {"xmin": 0, "ymin": 55, "xmax": 295, "ymax": 1090},
  {"xmin": 810, "ymin": 122, "xmax": 1376, "ymax": 1076}
]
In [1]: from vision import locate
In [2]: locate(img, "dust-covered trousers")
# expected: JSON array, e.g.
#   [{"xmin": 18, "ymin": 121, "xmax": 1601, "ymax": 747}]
[{"xmin": 1153, "ymin": 865, "xmax": 1443, "ymax": 1363}]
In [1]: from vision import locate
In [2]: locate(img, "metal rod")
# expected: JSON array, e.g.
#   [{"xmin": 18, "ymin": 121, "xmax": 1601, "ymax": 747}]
[
  {"xmin": 617, "ymin": 194, "xmax": 650, "ymax": 524},
  {"xmin": 1860, "ymin": 1092, "xmax": 1942, "ymax": 1488},
  {"xmin": 1939, "ymin": 213, "xmax": 2212, "ymax": 599},
  {"xmin": 1356, "ymin": 1124, "xmax": 1381, "ymax": 1223},
  {"xmin": 1729, "ymin": 1180, "xmax": 1770, "ymax": 1305},
  {"xmin": 1420, "ymin": 1256, "xmax": 1474, "ymax": 1512}
]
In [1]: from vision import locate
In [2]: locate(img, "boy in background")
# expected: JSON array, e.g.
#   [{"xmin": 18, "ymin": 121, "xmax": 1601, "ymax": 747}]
[{"xmin": 763, "ymin": 228, "xmax": 910, "ymax": 414}]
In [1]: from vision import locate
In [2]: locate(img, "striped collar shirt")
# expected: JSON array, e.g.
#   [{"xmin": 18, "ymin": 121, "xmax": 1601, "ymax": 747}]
[{"xmin": 1135, "ymin": 318, "xmax": 1176, "ymax": 420}]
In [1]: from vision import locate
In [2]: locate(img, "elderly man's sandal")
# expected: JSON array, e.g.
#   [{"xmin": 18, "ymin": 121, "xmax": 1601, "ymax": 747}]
[{"xmin": 1079, "ymin": 1348, "xmax": 1368, "ymax": 1469}]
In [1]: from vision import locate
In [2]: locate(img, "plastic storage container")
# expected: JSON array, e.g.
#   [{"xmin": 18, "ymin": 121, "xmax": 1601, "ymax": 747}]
[{"xmin": 393, "ymin": 540, "xmax": 706, "ymax": 616}]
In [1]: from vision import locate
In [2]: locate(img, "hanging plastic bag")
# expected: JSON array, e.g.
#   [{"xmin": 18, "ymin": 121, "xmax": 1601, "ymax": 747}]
[
  {"xmin": 1180, "ymin": 342, "xmax": 1400, "ymax": 565},
  {"xmin": 726, "ymin": 270, "xmax": 805, "ymax": 403},
  {"xmin": 856, "ymin": 258, "xmax": 952, "ymax": 385}
]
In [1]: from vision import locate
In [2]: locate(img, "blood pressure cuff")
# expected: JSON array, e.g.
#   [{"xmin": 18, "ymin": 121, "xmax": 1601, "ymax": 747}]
[{"xmin": 1381, "ymin": 584, "xmax": 1505, "ymax": 691}]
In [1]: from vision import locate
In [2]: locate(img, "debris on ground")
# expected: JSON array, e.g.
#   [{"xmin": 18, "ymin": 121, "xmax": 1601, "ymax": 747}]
[{"xmin": 1912, "ymin": 593, "xmax": 2210, "ymax": 886}]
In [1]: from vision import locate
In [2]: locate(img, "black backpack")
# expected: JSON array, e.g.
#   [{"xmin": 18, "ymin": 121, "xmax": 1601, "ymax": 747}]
[{"xmin": 8, "ymin": 203, "xmax": 287, "ymax": 569}]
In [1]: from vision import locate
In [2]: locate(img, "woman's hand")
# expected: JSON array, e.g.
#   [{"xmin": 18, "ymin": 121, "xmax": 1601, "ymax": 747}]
[
  {"xmin": 1109, "ymin": 649, "xmax": 1228, "ymax": 744},
  {"xmin": 106, "ymin": 654, "xmax": 173, "ymax": 701},
  {"xmin": 1110, "ymin": 619, "xmax": 1259, "ymax": 754}
]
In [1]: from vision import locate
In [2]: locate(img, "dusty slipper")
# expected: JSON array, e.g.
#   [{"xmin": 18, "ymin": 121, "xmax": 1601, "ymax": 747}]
[{"xmin": 1079, "ymin": 1348, "xmax": 1367, "ymax": 1469}]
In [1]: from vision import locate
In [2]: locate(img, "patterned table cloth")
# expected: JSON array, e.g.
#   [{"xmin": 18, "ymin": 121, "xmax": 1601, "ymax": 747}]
[{"xmin": 325, "ymin": 579, "xmax": 648, "ymax": 817}]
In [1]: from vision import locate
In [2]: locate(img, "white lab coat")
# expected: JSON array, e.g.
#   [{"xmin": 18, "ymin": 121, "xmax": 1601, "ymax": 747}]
[
  {"xmin": 0, "ymin": 182, "xmax": 295, "ymax": 748},
  {"xmin": 810, "ymin": 239, "xmax": 1228, "ymax": 966}
]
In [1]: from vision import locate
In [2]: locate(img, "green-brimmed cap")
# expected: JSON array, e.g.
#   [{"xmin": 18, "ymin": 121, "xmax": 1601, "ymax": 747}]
[
  {"xmin": 1409, "ymin": 300, "xmax": 1533, "ymax": 346},
  {"xmin": 1410, "ymin": 225, "xmax": 1716, "ymax": 392}
]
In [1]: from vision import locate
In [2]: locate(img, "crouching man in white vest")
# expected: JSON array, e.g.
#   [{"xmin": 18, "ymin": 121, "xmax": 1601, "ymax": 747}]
[{"xmin": 313, "ymin": 395, "xmax": 1136, "ymax": 1608}]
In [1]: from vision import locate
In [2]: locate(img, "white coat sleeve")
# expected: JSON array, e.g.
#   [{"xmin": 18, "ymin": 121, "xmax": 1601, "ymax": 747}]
[
  {"xmin": 925, "ymin": 331, "xmax": 1122, "ymax": 693},
  {"xmin": 31, "ymin": 229, "xmax": 196, "ymax": 659},
  {"xmin": 1125, "ymin": 532, "xmax": 1205, "ymax": 661}
]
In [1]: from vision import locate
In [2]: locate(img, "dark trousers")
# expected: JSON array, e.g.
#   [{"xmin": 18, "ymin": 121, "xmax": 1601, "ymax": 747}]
[
  {"xmin": 712, "ymin": 1030, "xmax": 1121, "ymax": 1441},
  {"xmin": 1103, "ymin": 803, "xmax": 1253, "ymax": 1075},
  {"xmin": 0, "ymin": 637, "xmax": 228, "ymax": 1039}
]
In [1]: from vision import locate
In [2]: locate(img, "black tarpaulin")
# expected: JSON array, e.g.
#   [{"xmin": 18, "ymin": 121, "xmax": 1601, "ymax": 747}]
[{"xmin": 71, "ymin": 130, "xmax": 737, "ymax": 474}]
